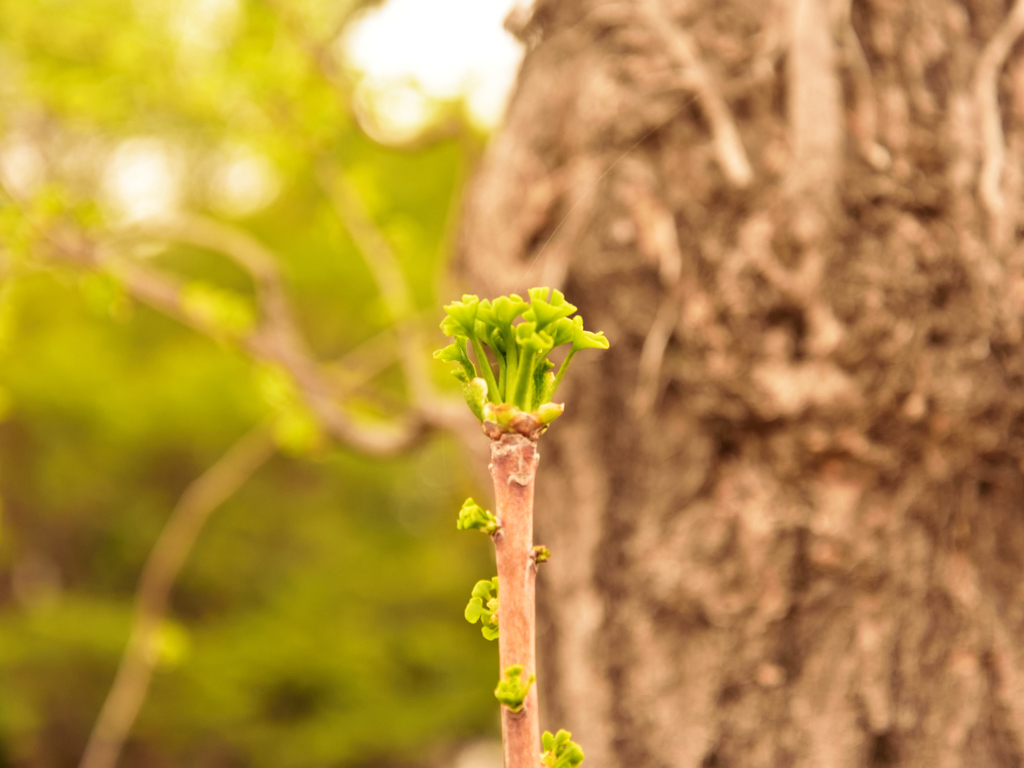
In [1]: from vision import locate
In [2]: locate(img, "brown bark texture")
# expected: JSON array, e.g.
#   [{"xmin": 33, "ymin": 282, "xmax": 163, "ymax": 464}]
[
  {"xmin": 490, "ymin": 433, "xmax": 542, "ymax": 768},
  {"xmin": 458, "ymin": 0, "xmax": 1024, "ymax": 766}
]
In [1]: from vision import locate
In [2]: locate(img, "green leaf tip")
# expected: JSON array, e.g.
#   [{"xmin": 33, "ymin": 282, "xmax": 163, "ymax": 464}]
[
  {"xmin": 524, "ymin": 287, "xmax": 577, "ymax": 331},
  {"xmin": 568, "ymin": 315, "xmax": 609, "ymax": 351},
  {"xmin": 494, "ymin": 664, "xmax": 535, "ymax": 712},
  {"xmin": 434, "ymin": 289, "xmax": 609, "ymax": 437},
  {"xmin": 537, "ymin": 402, "xmax": 564, "ymax": 425},
  {"xmin": 464, "ymin": 576, "xmax": 499, "ymax": 640},
  {"xmin": 456, "ymin": 497, "xmax": 499, "ymax": 535},
  {"xmin": 433, "ymin": 340, "xmax": 475, "ymax": 381},
  {"xmin": 439, "ymin": 294, "xmax": 480, "ymax": 338},
  {"xmin": 542, "ymin": 730, "xmax": 585, "ymax": 768},
  {"xmin": 478, "ymin": 294, "xmax": 529, "ymax": 332}
]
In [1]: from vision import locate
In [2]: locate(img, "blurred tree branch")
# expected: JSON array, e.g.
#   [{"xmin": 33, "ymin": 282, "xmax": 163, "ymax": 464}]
[
  {"xmin": 78, "ymin": 425, "xmax": 275, "ymax": 768},
  {"xmin": 42, "ymin": 222, "xmax": 434, "ymax": 455}
]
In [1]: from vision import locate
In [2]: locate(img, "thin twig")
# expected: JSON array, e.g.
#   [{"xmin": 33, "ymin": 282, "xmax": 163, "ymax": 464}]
[
  {"xmin": 78, "ymin": 426, "xmax": 275, "ymax": 768},
  {"xmin": 974, "ymin": 0, "xmax": 1024, "ymax": 243}
]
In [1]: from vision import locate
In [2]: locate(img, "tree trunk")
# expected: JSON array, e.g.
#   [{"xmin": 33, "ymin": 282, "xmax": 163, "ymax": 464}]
[{"xmin": 458, "ymin": 0, "xmax": 1024, "ymax": 766}]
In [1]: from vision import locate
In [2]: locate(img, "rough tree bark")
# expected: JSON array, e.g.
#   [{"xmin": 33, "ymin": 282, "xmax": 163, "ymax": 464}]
[{"xmin": 458, "ymin": 0, "xmax": 1024, "ymax": 765}]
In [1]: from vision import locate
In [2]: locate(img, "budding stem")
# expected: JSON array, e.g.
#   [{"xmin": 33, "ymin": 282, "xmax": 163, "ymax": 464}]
[{"xmin": 489, "ymin": 432, "xmax": 540, "ymax": 768}]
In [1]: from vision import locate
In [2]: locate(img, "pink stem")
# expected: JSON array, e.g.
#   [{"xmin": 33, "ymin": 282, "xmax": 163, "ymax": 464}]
[{"xmin": 490, "ymin": 432, "xmax": 541, "ymax": 768}]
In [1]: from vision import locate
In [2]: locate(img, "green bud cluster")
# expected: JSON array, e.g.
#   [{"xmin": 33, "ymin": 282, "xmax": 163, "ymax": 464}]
[
  {"xmin": 455, "ymin": 497, "xmax": 499, "ymax": 535},
  {"xmin": 464, "ymin": 577, "xmax": 499, "ymax": 641},
  {"xmin": 434, "ymin": 288, "xmax": 608, "ymax": 428},
  {"xmin": 542, "ymin": 730, "xmax": 585, "ymax": 768},
  {"xmin": 494, "ymin": 664, "xmax": 535, "ymax": 712}
]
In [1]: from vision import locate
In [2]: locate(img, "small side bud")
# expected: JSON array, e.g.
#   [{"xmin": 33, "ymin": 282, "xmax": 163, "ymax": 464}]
[
  {"xmin": 532, "ymin": 545, "xmax": 551, "ymax": 564},
  {"xmin": 456, "ymin": 498, "xmax": 499, "ymax": 535},
  {"xmin": 464, "ymin": 577, "xmax": 499, "ymax": 641},
  {"xmin": 462, "ymin": 377, "xmax": 489, "ymax": 422},
  {"xmin": 482, "ymin": 402, "xmax": 515, "ymax": 430},
  {"xmin": 536, "ymin": 402, "xmax": 564, "ymax": 425},
  {"xmin": 494, "ymin": 665, "xmax": 535, "ymax": 712},
  {"xmin": 541, "ymin": 729, "xmax": 585, "ymax": 767}
]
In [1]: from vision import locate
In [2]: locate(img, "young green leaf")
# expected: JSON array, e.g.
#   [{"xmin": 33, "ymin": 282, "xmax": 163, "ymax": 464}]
[
  {"xmin": 479, "ymin": 294, "xmax": 528, "ymax": 400},
  {"xmin": 532, "ymin": 358, "xmax": 556, "ymax": 411},
  {"xmin": 541, "ymin": 729, "xmax": 585, "ymax": 768},
  {"xmin": 433, "ymin": 340, "xmax": 476, "ymax": 381},
  {"xmin": 549, "ymin": 317, "xmax": 576, "ymax": 347},
  {"xmin": 550, "ymin": 316, "xmax": 610, "ymax": 397},
  {"xmin": 439, "ymin": 294, "xmax": 480, "ymax": 338},
  {"xmin": 568, "ymin": 315, "xmax": 609, "ymax": 351},
  {"xmin": 524, "ymin": 287, "xmax": 577, "ymax": 331},
  {"xmin": 456, "ymin": 497, "xmax": 499, "ymax": 534},
  {"xmin": 494, "ymin": 664, "xmax": 535, "ymax": 712},
  {"xmin": 464, "ymin": 577, "xmax": 499, "ymax": 640},
  {"xmin": 478, "ymin": 294, "xmax": 529, "ymax": 334}
]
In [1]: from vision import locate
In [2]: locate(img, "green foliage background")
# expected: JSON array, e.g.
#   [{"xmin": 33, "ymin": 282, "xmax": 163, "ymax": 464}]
[{"xmin": 0, "ymin": 0, "xmax": 499, "ymax": 765}]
